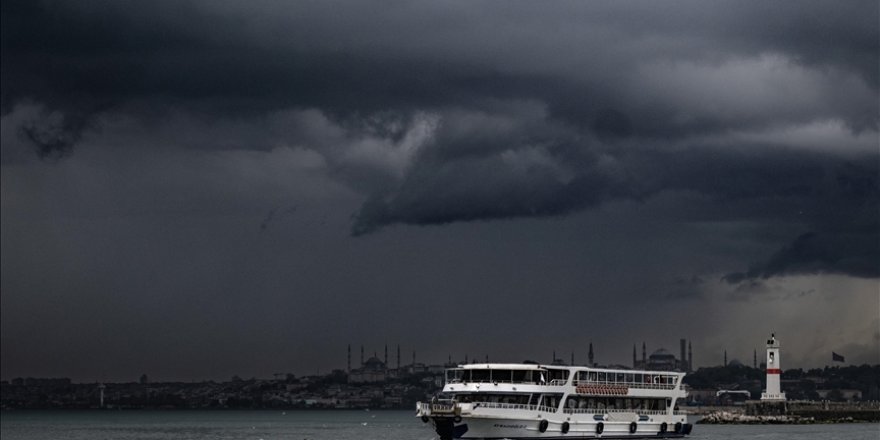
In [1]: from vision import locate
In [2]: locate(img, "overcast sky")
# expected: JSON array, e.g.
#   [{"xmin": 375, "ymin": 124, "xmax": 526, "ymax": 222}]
[{"xmin": 2, "ymin": 0, "xmax": 878, "ymax": 382}]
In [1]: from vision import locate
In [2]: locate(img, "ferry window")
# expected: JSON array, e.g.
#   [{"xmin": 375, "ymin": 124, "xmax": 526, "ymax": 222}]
[
  {"xmin": 512, "ymin": 370, "xmax": 529, "ymax": 383},
  {"xmin": 490, "ymin": 370, "xmax": 512, "ymax": 382},
  {"xmin": 449, "ymin": 369, "xmax": 464, "ymax": 382},
  {"xmin": 597, "ymin": 372, "xmax": 606, "ymax": 382},
  {"xmin": 472, "ymin": 370, "xmax": 490, "ymax": 382},
  {"xmin": 625, "ymin": 373, "xmax": 633, "ymax": 383},
  {"xmin": 547, "ymin": 369, "xmax": 568, "ymax": 382}
]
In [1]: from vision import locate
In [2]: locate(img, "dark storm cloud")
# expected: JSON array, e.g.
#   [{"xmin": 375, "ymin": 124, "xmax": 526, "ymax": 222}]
[
  {"xmin": 3, "ymin": 0, "xmax": 877, "ymax": 130},
  {"xmin": 2, "ymin": 0, "xmax": 878, "ymax": 283}
]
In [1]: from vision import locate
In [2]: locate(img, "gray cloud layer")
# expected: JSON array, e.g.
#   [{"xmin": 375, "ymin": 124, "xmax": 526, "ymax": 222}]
[{"xmin": 3, "ymin": 0, "xmax": 877, "ymax": 282}]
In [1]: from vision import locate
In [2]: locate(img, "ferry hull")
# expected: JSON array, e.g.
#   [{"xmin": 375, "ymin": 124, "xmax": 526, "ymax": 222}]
[{"xmin": 425, "ymin": 415, "xmax": 692, "ymax": 439}]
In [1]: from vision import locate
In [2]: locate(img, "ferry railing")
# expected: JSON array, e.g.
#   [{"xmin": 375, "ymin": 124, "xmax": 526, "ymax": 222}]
[
  {"xmin": 446, "ymin": 379, "xmax": 567, "ymax": 386},
  {"xmin": 418, "ymin": 401, "xmax": 456, "ymax": 414},
  {"xmin": 562, "ymin": 408, "xmax": 674, "ymax": 416},
  {"xmin": 573, "ymin": 380, "xmax": 676, "ymax": 390},
  {"xmin": 471, "ymin": 401, "xmax": 557, "ymax": 413}
]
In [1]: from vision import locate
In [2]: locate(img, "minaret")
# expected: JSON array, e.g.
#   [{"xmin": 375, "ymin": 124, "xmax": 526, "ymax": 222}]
[
  {"xmin": 761, "ymin": 333, "xmax": 786, "ymax": 401},
  {"xmin": 633, "ymin": 344, "xmax": 637, "ymax": 368},
  {"xmin": 754, "ymin": 349, "xmax": 758, "ymax": 369},
  {"xmin": 588, "ymin": 342, "xmax": 594, "ymax": 367},
  {"xmin": 642, "ymin": 342, "xmax": 646, "ymax": 365},
  {"xmin": 397, "ymin": 344, "xmax": 401, "ymax": 370},
  {"xmin": 724, "ymin": 350, "xmax": 727, "ymax": 367},
  {"xmin": 98, "ymin": 383, "xmax": 106, "ymax": 408},
  {"xmin": 688, "ymin": 342, "xmax": 693, "ymax": 372},
  {"xmin": 384, "ymin": 344, "xmax": 388, "ymax": 367},
  {"xmin": 553, "ymin": 350, "xmax": 556, "ymax": 363},
  {"xmin": 347, "ymin": 344, "xmax": 351, "ymax": 372},
  {"xmin": 360, "ymin": 345, "xmax": 364, "ymax": 366},
  {"xmin": 680, "ymin": 339, "xmax": 687, "ymax": 371}
]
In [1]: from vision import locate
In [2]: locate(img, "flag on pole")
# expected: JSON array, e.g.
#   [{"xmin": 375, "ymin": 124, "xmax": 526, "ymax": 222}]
[{"xmin": 832, "ymin": 352, "xmax": 845, "ymax": 362}]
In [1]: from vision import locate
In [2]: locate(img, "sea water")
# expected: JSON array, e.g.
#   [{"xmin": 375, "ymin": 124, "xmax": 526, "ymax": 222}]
[{"xmin": 1, "ymin": 410, "xmax": 878, "ymax": 440}]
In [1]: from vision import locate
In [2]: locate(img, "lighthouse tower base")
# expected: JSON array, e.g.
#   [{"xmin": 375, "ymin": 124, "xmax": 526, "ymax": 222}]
[{"xmin": 760, "ymin": 391, "xmax": 786, "ymax": 401}]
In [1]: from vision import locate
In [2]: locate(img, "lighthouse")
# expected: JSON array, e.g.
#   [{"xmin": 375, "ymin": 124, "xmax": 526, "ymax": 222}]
[{"xmin": 760, "ymin": 333, "xmax": 786, "ymax": 401}]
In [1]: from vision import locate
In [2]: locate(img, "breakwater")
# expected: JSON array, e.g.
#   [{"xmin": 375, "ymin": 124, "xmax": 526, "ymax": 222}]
[{"xmin": 698, "ymin": 401, "xmax": 880, "ymax": 424}]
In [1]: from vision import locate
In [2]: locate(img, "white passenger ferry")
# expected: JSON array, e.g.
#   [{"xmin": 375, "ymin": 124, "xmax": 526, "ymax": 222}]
[{"xmin": 416, "ymin": 363, "xmax": 693, "ymax": 439}]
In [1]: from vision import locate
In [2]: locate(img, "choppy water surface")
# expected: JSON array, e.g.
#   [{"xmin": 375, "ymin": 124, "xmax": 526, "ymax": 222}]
[{"xmin": 2, "ymin": 410, "xmax": 877, "ymax": 440}]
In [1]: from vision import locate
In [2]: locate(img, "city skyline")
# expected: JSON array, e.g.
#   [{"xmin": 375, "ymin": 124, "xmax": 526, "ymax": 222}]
[
  {"xmin": 1, "ymin": 336, "xmax": 865, "ymax": 383},
  {"xmin": 2, "ymin": 0, "xmax": 878, "ymax": 383}
]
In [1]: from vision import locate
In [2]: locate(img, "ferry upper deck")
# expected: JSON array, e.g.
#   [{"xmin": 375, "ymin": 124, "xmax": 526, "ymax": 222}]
[{"xmin": 444, "ymin": 363, "xmax": 685, "ymax": 391}]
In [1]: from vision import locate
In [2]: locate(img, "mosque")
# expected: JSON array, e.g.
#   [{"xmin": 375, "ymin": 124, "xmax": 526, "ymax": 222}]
[
  {"xmin": 632, "ymin": 338, "xmax": 693, "ymax": 372},
  {"xmin": 347, "ymin": 344, "xmax": 395, "ymax": 383}
]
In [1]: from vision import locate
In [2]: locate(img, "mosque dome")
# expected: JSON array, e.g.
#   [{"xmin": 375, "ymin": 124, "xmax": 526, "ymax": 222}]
[
  {"xmin": 363, "ymin": 356, "xmax": 386, "ymax": 371},
  {"xmin": 650, "ymin": 348, "xmax": 675, "ymax": 359}
]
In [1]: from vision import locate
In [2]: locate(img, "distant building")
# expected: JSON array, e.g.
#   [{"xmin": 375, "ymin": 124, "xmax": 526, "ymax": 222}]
[
  {"xmin": 633, "ymin": 339, "xmax": 693, "ymax": 372},
  {"xmin": 348, "ymin": 356, "xmax": 388, "ymax": 383},
  {"xmin": 647, "ymin": 348, "xmax": 678, "ymax": 371}
]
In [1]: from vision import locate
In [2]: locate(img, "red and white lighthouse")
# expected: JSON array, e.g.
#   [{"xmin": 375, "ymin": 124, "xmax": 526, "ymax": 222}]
[{"xmin": 760, "ymin": 333, "xmax": 786, "ymax": 401}]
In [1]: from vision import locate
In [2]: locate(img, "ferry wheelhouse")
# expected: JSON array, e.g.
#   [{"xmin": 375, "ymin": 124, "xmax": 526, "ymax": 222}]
[{"xmin": 416, "ymin": 363, "xmax": 692, "ymax": 439}]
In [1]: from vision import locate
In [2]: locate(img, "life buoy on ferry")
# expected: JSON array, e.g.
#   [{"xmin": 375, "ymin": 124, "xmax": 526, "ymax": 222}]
[
  {"xmin": 659, "ymin": 422, "xmax": 668, "ymax": 433},
  {"xmin": 674, "ymin": 422, "xmax": 682, "ymax": 433},
  {"xmin": 538, "ymin": 419, "xmax": 549, "ymax": 433},
  {"xmin": 453, "ymin": 415, "xmax": 462, "ymax": 423},
  {"xmin": 595, "ymin": 422, "xmax": 604, "ymax": 435},
  {"xmin": 561, "ymin": 422, "xmax": 570, "ymax": 434},
  {"xmin": 629, "ymin": 421, "xmax": 637, "ymax": 433},
  {"xmin": 421, "ymin": 415, "xmax": 429, "ymax": 423}
]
